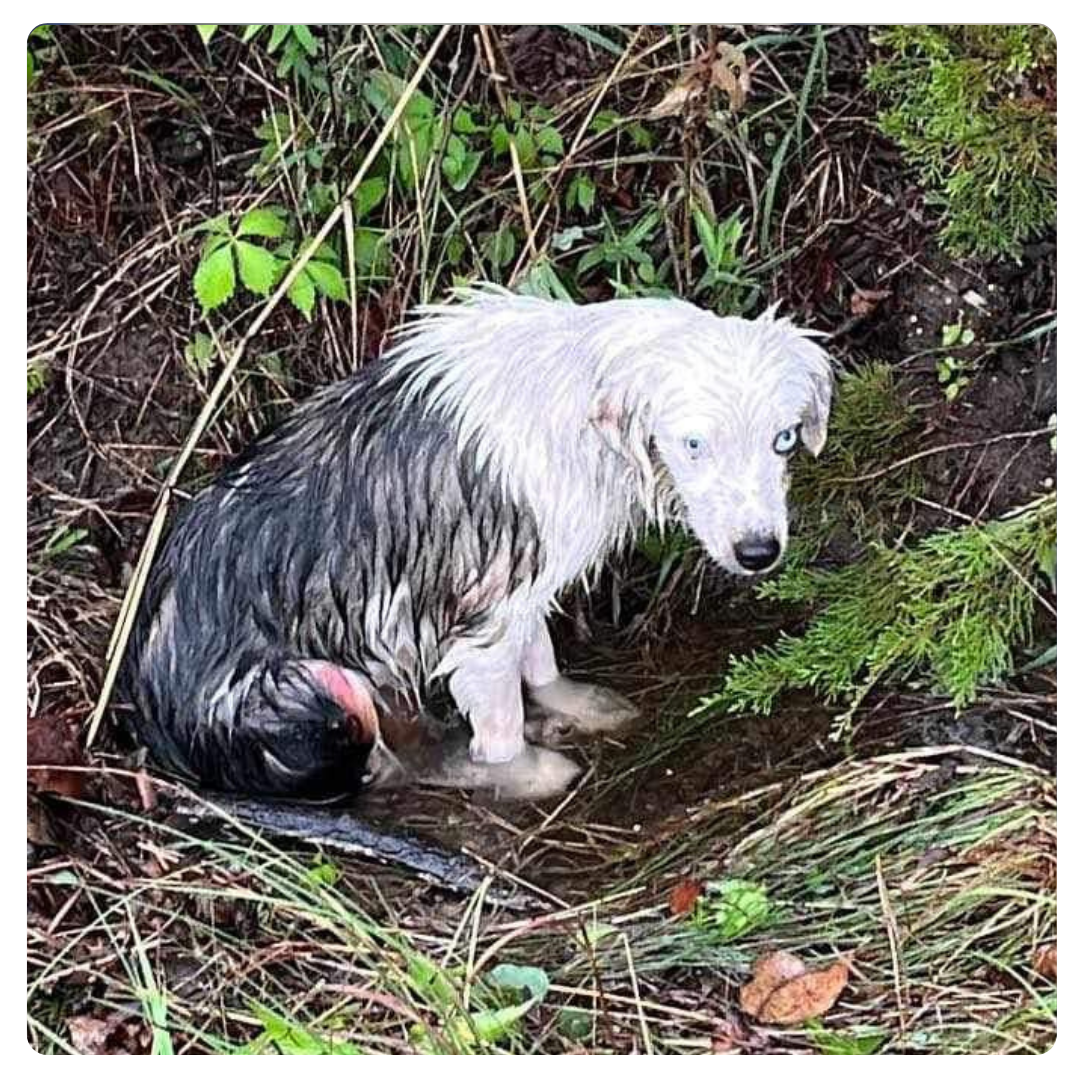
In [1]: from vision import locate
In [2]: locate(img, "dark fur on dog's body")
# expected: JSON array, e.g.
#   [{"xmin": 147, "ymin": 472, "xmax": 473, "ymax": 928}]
[{"xmin": 121, "ymin": 363, "xmax": 542, "ymax": 796}]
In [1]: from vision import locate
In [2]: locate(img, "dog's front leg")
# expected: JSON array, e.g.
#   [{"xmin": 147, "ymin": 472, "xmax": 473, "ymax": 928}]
[
  {"xmin": 442, "ymin": 639, "xmax": 580, "ymax": 800},
  {"xmin": 448, "ymin": 639, "xmax": 527, "ymax": 764},
  {"xmin": 522, "ymin": 621, "xmax": 639, "ymax": 744}
]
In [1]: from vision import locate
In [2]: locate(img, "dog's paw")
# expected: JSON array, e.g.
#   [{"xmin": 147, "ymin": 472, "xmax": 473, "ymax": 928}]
[{"xmin": 527, "ymin": 677, "xmax": 639, "ymax": 739}]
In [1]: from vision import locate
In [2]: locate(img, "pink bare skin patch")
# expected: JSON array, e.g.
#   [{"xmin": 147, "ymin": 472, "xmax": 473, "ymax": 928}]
[{"xmin": 306, "ymin": 661, "xmax": 379, "ymax": 743}]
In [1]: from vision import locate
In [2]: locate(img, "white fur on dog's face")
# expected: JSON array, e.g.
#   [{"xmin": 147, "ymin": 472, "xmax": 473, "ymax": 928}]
[{"xmin": 649, "ymin": 316, "xmax": 833, "ymax": 575}]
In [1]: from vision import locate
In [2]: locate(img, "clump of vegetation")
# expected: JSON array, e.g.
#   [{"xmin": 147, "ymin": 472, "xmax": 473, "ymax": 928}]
[
  {"xmin": 788, "ymin": 362, "xmax": 924, "ymax": 560},
  {"xmin": 868, "ymin": 25, "xmax": 1056, "ymax": 259},
  {"xmin": 700, "ymin": 494, "xmax": 1055, "ymax": 720}
]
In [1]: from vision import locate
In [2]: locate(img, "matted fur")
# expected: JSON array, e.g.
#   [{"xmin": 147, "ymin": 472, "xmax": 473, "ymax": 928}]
[{"xmin": 119, "ymin": 287, "xmax": 833, "ymax": 798}]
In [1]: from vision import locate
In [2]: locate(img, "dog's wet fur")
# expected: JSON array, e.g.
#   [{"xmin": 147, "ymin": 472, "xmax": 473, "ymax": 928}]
[{"xmin": 119, "ymin": 289, "xmax": 831, "ymax": 802}]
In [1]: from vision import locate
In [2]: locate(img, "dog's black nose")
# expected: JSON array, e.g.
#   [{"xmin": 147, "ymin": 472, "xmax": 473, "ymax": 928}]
[{"xmin": 733, "ymin": 535, "xmax": 781, "ymax": 572}]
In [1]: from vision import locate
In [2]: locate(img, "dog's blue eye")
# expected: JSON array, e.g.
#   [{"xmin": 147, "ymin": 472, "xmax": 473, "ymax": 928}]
[
  {"xmin": 773, "ymin": 426, "xmax": 800, "ymax": 455},
  {"xmin": 684, "ymin": 435, "xmax": 706, "ymax": 459}
]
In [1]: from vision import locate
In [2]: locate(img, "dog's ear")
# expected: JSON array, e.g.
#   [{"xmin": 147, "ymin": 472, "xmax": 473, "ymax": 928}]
[
  {"xmin": 794, "ymin": 338, "xmax": 834, "ymax": 457},
  {"xmin": 589, "ymin": 389, "xmax": 657, "ymax": 499}
]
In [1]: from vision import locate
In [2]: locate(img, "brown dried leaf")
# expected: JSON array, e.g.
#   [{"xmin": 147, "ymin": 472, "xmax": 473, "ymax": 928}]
[
  {"xmin": 850, "ymin": 288, "xmax": 892, "ymax": 317},
  {"xmin": 740, "ymin": 952, "xmax": 850, "ymax": 1025},
  {"xmin": 1034, "ymin": 945, "xmax": 1057, "ymax": 980},
  {"xmin": 758, "ymin": 960, "xmax": 849, "ymax": 1024},
  {"xmin": 68, "ymin": 1015, "xmax": 115, "ymax": 1055},
  {"xmin": 669, "ymin": 878, "xmax": 704, "ymax": 916},
  {"xmin": 649, "ymin": 42, "xmax": 751, "ymax": 119},
  {"xmin": 739, "ymin": 951, "xmax": 806, "ymax": 1017},
  {"xmin": 712, "ymin": 43, "xmax": 751, "ymax": 112}
]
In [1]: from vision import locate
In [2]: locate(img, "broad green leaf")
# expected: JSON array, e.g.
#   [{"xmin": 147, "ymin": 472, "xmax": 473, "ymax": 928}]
[
  {"xmin": 566, "ymin": 175, "xmax": 596, "ymax": 214},
  {"xmin": 576, "ymin": 246, "xmax": 609, "ymax": 275},
  {"xmin": 557, "ymin": 1008, "xmax": 592, "ymax": 1040},
  {"xmin": 196, "ymin": 25, "xmax": 218, "ymax": 46},
  {"xmin": 194, "ymin": 243, "xmax": 236, "ymax": 312},
  {"xmin": 307, "ymin": 260, "xmax": 347, "ymax": 301},
  {"xmin": 444, "ymin": 149, "xmax": 481, "ymax": 192},
  {"xmin": 453, "ymin": 108, "xmax": 480, "ymax": 134},
  {"xmin": 490, "ymin": 122, "xmax": 510, "ymax": 157},
  {"xmin": 487, "ymin": 964, "xmax": 549, "ymax": 1002},
  {"xmin": 237, "ymin": 206, "xmax": 287, "ymax": 239},
  {"xmin": 235, "ymin": 240, "xmax": 279, "ymax": 296},
  {"xmin": 292, "ymin": 24, "xmax": 318, "ymax": 56},
  {"xmin": 513, "ymin": 127, "xmax": 537, "ymax": 168},
  {"xmin": 287, "ymin": 269, "xmax": 316, "ymax": 319},
  {"xmin": 353, "ymin": 177, "xmax": 387, "ymax": 219},
  {"xmin": 482, "ymin": 227, "xmax": 517, "ymax": 269},
  {"xmin": 354, "ymin": 228, "xmax": 390, "ymax": 278},
  {"xmin": 536, "ymin": 126, "xmax": 564, "ymax": 156},
  {"xmin": 267, "ymin": 24, "xmax": 291, "ymax": 54}
]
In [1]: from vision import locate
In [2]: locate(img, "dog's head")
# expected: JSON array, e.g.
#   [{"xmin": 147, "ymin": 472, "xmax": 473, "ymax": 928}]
[{"xmin": 592, "ymin": 304, "xmax": 833, "ymax": 575}]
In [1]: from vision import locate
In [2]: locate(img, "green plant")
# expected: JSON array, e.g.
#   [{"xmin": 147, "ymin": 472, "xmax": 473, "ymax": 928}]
[
  {"xmin": 936, "ymin": 316, "xmax": 977, "ymax": 401},
  {"xmin": 576, "ymin": 208, "xmax": 663, "ymax": 290},
  {"xmin": 690, "ymin": 205, "xmax": 758, "ymax": 314},
  {"xmin": 700, "ymin": 494, "xmax": 1056, "ymax": 722},
  {"xmin": 868, "ymin": 26, "xmax": 1056, "ymax": 259},
  {"xmin": 787, "ymin": 362, "xmax": 924, "ymax": 560},
  {"xmin": 191, "ymin": 206, "xmax": 346, "ymax": 318}
]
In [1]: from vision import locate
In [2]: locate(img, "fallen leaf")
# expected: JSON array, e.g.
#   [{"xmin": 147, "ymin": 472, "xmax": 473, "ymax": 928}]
[
  {"xmin": 739, "ymin": 951, "xmax": 807, "ymax": 1017},
  {"xmin": 669, "ymin": 878, "xmax": 704, "ymax": 916},
  {"xmin": 850, "ymin": 288, "xmax": 892, "ymax": 317},
  {"xmin": 758, "ymin": 961, "xmax": 849, "ymax": 1025},
  {"xmin": 740, "ymin": 951, "xmax": 850, "ymax": 1025},
  {"xmin": 649, "ymin": 42, "xmax": 751, "ymax": 119},
  {"xmin": 27, "ymin": 713, "xmax": 86, "ymax": 798},
  {"xmin": 68, "ymin": 1015, "xmax": 118, "ymax": 1055},
  {"xmin": 1034, "ymin": 945, "xmax": 1057, "ymax": 980}
]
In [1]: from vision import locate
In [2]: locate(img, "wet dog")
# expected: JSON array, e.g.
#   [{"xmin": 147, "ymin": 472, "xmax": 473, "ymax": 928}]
[{"xmin": 119, "ymin": 288, "xmax": 832, "ymax": 801}]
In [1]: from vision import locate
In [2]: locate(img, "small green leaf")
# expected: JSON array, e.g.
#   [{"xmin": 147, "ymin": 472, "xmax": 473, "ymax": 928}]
[
  {"xmin": 567, "ymin": 175, "xmax": 596, "ymax": 214},
  {"xmin": 237, "ymin": 206, "xmax": 288, "ymax": 239},
  {"xmin": 487, "ymin": 964, "xmax": 550, "ymax": 1002},
  {"xmin": 490, "ymin": 122, "xmax": 511, "ymax": 156},
  {"xmin": 266, "ymin": 24, "xmax": 291, "ymax": 54},
  {"xmin": 235, "ymin": 240, "xmax": 279, "ymax": 296},
  {"xmin": 196, "ymin": 25, "xmax": 218, "ymax": 46},
  {"xmin": 698, "ymin": 878, "xmax": 770, "ymax": 940},
  {"xmin": 292, "ymin": 24, "xmax": 318, "ymax": 56},
  {"xmin": 306, "ymin": 260, "xmax": 347, "ymax": 301},
  {"xmin": 443, "ymin": 149, "xmax": 481, "ymax": 192},
  {"xmin": 27, "ymin": 50, "xmax": 34, "ymax": 85},
  {"xmin": 513, "ymin": 128, "xmax": 537, "ymax": 168},
  {"xmin": 287, "ymin": 269, "xmax": 316, "ymax": 319},
  {"xmin": 506, "ymin": 98, "xmax": 522, "ymax": 122},
  {"xmin": 536, "ymin": 126, "xmax": 564, "ymax": 156},
  {"xmin": 453, "ymin": 108, "xmax": 480, "ymax": 134},
  {"xmin": 353, "ymin": 177, "xmax": 387, "ymax": 219},
  {"xmin": 194, "ymin": 243, "xmax": 236, "ymax": 312},
  {"xmin": 960, "ymin": 327, "xmax": 976, "ymax": 346},
  {"xmin": 941, "ymin": 322, "xmax": 963, "ymax": 348},
  {"xmin": 241, "ymin": 24, "xmax": 264, "ymax": 44}
]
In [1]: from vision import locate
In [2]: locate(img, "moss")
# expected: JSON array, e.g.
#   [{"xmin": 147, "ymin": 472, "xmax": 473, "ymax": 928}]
[{"xmin": 868, "ymin": 25, "xmax": 1056, "ymax": 259}]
